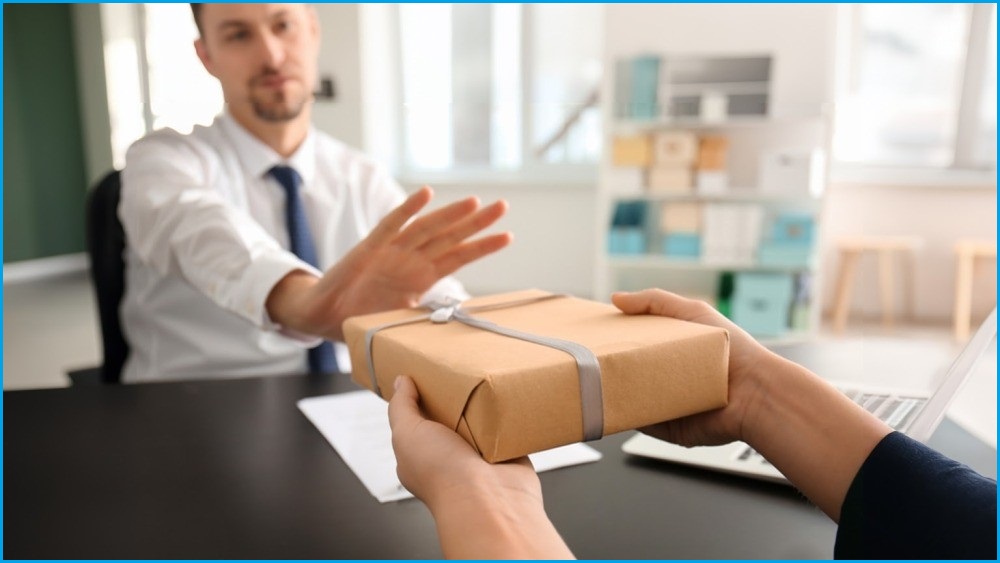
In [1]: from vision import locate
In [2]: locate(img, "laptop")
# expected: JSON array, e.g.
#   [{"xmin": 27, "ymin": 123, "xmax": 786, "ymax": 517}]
[{"xmin": 621, "ymin": 307, "xmax": 997, "ymax": 484}]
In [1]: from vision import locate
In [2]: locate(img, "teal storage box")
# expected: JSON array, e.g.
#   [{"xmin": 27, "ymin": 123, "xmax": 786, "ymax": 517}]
[
  {"xmin": 609, "ymin": 228, "xmax": 647, "ymax": 255},
  {"xmin": 662, "ymin": 233, "xmax": 701, "ymax": 258},
  {"xmin": 731, "ymin": 273, "xmax": 794, "ymax": 336},
  {"xmin": 770, "ymin": 213, "xmax": 815, "ymax": 245}
]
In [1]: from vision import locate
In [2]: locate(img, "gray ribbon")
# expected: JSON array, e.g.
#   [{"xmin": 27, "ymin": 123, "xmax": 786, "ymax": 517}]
[{"xmin": 363, "ymin": 294, "xmax": 605, "ymax": 441}]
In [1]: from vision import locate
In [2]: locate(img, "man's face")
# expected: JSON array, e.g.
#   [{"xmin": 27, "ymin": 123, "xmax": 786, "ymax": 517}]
[{"xmin": 194, "ymin": 4, "xmax": 319, "ymax": 123}]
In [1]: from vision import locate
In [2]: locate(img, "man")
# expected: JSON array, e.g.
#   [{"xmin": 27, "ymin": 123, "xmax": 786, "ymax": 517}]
[{"xmin": 119, "ymin": 4, "xmax": 511, "ymax": 382}]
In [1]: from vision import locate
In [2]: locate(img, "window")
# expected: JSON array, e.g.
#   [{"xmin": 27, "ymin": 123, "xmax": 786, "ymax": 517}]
[
  {"xmin": 102, "ymin": 4, "xmax": 222, "ymax": 168},
  {"xmin": 396, "ymin": 4, "xmax": 603, "ymax": 179},
  {"xmin": 142, "ymin": 4, "xmax": 223, "ymax": 132},
  {"xmin": 834, "ymin": 3, "xmax": 996, "ymax": 171}
]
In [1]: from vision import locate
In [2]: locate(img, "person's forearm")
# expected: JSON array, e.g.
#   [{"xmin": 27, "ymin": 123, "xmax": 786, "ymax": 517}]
[
  {"xmin": 264, "ymin": 270, "xmax": 339, "ymax": 339},
  {"xmin": 741, "ymin": 353, "xmax": 893, "ymax": 521},
  {"xmin": 428, "ymin": 483, "xmax": 574, "ymax": 559}
]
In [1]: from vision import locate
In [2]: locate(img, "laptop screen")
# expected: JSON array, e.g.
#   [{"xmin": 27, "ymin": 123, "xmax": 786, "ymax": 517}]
[{"xmin": 907, "ymin": 308, "xmax": 997, "ymax": 442}]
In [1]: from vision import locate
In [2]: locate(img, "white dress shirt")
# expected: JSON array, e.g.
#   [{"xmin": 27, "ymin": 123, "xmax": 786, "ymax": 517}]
[{"xmin": 119, "ymin": 112, "xmax": 466, "ymax": 383}]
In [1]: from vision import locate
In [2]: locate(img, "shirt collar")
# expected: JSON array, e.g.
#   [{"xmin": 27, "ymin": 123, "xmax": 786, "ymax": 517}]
[{"xmin": 218, "ymin": 110, "xmax": 317, "ymax": 186}]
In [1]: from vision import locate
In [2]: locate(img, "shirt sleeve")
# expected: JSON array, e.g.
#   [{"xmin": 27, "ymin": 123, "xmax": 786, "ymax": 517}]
[
  {"xmin": 120, "ymin": 130, "xmax": 321, "ymax": 331},
  {"xmin": 834, "ymin": 431, "xmax": 997, "ymax": 559}
]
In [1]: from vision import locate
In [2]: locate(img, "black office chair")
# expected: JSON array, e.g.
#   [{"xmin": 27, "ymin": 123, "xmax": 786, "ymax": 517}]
[{"xmin": 70, "ymin": 170, "xmax": 129, "ymax": 385}]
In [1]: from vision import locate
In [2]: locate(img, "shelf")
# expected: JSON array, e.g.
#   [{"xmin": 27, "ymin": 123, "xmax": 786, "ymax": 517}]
[
  {"xmin": 665, "ymin": 81, "xmax": 770, "ymax": 96},
  {"xmin": 607, "ymin": 255, "xmax": 816, "ymax": 273},
  {"xmin": 613, "ymin": 114, "xmax": 821, "ymax": 134},
  {"xmin": 606, "ymin": 190, "xmax": 822, "ymax": 205},
  {"xmin": 599, "ymin": 58, "xmax": 830, "ymax": 336}
]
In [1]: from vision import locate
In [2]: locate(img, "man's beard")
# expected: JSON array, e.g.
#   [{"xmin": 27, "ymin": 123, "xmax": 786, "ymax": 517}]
[
  {"xmin": 249, "ymin": 70, "xmax": 310, "ymax": 122},
  {"xmin": 250, "ymin": 89, "xmax": 309, "ymax": 122}
]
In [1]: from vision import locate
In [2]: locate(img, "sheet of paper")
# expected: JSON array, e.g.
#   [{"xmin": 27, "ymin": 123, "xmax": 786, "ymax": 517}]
[{"xmin": 298, "ymin": 391, "xmax": 603, "ymax": 503}]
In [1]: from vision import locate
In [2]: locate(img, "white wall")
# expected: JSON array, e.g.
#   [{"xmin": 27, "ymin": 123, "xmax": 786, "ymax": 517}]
[
  {"xmin": 403, "ymin": 183, "xmax": 598, "ymax": 298},
  {"xmin": 312, "ymin": 4, "xmax": 365, "ymax": 151}
]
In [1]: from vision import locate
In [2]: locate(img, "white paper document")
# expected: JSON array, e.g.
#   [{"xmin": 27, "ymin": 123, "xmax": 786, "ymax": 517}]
[{"xmin": 298, "ymin": 391, "xmax": 603, "ymax": 503}]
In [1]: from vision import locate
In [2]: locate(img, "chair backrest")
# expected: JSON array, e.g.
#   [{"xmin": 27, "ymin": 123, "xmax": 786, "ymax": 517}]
[{"xmin": 85, "ymin": 170, "xmax": 129, "ymax": 383}]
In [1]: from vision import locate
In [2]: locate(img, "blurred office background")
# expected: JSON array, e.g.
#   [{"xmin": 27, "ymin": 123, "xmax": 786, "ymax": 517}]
[{"xmin": 3, "ymin": 4, "xmax": 996, "ymax": 446}]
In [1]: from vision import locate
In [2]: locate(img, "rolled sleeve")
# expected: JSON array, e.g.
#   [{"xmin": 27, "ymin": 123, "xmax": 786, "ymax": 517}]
[{"xmin": 122, "ymin": 130, "xmax": 321, "ymax": 341}]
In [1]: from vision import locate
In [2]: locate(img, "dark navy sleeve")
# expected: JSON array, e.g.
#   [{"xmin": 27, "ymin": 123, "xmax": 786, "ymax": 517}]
[{"xmin": 834, "ymin": 431, "xmax": 997, "ymax": 559}]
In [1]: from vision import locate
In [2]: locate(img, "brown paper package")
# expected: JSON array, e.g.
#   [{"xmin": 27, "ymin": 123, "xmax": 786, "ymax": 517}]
[{"xmin": 343, "ymin": 289, "xmax": 730, "ymax": 463}]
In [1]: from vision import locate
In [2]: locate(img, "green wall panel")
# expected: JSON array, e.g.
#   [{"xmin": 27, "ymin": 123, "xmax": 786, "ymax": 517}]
[{"xmin": 3, "ymin": 3, "xmax": 88, "ymax": 263}]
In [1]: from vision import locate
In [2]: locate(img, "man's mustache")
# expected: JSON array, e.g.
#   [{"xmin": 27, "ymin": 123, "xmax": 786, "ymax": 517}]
[{"xmin": 250, "ymin": 67, "xmax": 290, "ymax": 85}]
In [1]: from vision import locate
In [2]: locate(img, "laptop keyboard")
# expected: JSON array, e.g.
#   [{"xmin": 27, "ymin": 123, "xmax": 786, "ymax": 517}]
[
  {"xmin": 842, "ymin": 389, "xmax": 926, "ymax": 432},
  {"xmin": 736, "ymin": 389, "xmax": 928, "ymax": 466}
]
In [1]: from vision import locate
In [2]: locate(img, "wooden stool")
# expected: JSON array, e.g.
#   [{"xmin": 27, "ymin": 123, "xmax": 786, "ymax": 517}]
[
  {"xmin": 831, "ymin": 236, "xmax": 924, "ymax": 333},
  {"xmin": 953, "ymin": 239, "xmax": 997, "ymax": 341}
]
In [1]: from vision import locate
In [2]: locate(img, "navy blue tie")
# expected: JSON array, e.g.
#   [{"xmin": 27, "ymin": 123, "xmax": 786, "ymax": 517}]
[{"xmin": 269, "ymin": 165, "xmax": 339, "ymax": 374}]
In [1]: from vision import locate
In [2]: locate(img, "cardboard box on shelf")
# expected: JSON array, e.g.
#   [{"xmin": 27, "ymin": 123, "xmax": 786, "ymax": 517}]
[
  {"xmin": 646, "ymin": 165, "xmax": 694, "ymax": 193},
  {"xmin": 612, "ymin": 135, "xmax": 652, "ymax": 167},
  {"xmin": 696, "ymin": 135, "xmax": 729, "ymax": 171},
  {"xmin": 651, "ymin": 131, "xmax": 698, "ymax": 165},
  {"xmin": 659, "ymin": 202, "xmax": 703, "ymax": 233},
  {"xmin": 344, "ymin": 290, "xmax": 730, "ymax": 463}
]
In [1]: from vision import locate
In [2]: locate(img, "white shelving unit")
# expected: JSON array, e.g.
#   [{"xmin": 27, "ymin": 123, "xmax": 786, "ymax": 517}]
[{"xmin": 595, "ymin": 57, "xmax": 832, "ymax": 340}]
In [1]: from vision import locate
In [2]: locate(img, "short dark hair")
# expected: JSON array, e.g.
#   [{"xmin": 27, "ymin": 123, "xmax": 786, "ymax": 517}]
[{"xmin": 190, "ymin": 4, "xmax": 203, "ymax": 36}]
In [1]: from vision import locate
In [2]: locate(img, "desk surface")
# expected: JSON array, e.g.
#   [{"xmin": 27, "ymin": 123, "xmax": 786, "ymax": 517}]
[{"xmin": 4, "ymin": 374, "xmax": 996, "ymax": 559}]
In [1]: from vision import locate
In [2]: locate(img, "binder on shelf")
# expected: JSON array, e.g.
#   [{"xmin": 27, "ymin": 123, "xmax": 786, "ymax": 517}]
[
  {"xmin": 630, "ymin": 55, "xmax": 662, "ymax": 120},
  {"xmin": 614, "ymin": 59, "xmax": 633, "ymax": 119},
  {"xmin": 716, "ymin": 271, "xmax": 736, "ymax": 319},
  {"xmin": 696, "ymin": 171, "xmax": 729, "ymax": 195},
  {"xmin": 790, "ymin": 272, "xmax": 813, "ymax": 332},
  {"xmin": 701, "ymin": 204, "xmax": 761, "ymax": 265}
]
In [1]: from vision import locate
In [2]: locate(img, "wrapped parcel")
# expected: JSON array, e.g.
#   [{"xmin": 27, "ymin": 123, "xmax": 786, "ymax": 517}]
[{"xmin": 344, "ymin": 289, "xmax": 729, "ymax": 462}]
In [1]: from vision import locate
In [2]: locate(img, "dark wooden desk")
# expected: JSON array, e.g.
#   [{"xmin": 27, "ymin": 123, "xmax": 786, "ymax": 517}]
[{"xmin": 4, "ymin": 374, "xmax": 995, "ymax": 559}]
